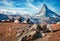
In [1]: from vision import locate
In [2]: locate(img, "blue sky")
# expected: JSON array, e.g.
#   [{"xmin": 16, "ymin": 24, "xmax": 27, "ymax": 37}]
[{"xmin": 0, "ymin": 0, "xmax": 60, "ymax": 15}]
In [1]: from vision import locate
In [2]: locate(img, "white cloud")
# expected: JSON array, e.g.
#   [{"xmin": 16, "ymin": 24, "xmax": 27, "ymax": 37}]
[
  {"xmin": 0, "ymin": 0, "xmax": 40, "ymax": 15},
  {"xmin": 26, "ymin": 0, "xmax": 39, "ymax": 11},
  {"xmin": 0, "ymin": 1, "xmax": 14, "ymax": 7},
  {"xmin": 0, "ymin": 7, "xmax": 32, "ymax": 15}
]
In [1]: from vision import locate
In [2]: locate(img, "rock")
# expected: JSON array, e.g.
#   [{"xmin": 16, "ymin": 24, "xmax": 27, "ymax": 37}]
[
  {"xmin": 22, "ymin": 21, "xmax": 27, "ymax": 23},
  {"xmin": 14, "ymin": 19, "xmax": 20, "ymax": 23},
  {"xmin": 47, "ymin": 24, "xmax": 53, "ymax": 32},
  {"xmin": 41, "ymin": 33, "xmax": 47, "ymax": 37},
  {"xmin": 21, "ymin": 36, "xmax": 27, "ymax": 41},
  {"xmin": 27, "ymin": 30, "xmax": 42, "ymax": 40},
  {"xmin": 29, "ymin": 24, "xmax": 37, "ymax": 30},
  {"xmin": 28, "ymin": 31, "xmax": 36, "ymax": 36},
  {"xmin": 57, "ymin": 22, "xmax": 60, "ymax": 24}
]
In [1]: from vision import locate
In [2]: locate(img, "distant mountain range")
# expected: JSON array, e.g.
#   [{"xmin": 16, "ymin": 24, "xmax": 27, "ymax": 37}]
[
  {"xmin": 0, "ymin": 13, "xmax": 9, "ymax": 20},
  {"xmin": 0, "ymin": 4, "xmax": 60, "ymax": 24}
]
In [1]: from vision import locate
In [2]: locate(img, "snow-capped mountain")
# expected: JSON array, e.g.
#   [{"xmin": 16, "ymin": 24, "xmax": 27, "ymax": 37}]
[
  {"xmin": 36, "ymin": 4, "xmax": 60, "ymax": 18},
  {"xmin": 0, "ymin": 13, "xmax": 9, "ymax": 20},
  {"xmin": 30, "ymin": 4, "xmax": 60, "ymax": 24}
]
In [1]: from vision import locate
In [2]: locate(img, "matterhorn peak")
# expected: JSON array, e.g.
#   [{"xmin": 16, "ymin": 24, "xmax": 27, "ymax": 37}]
[
  {"xmin": 43, "ymin": 4, "xmax": 47, "ymax": 8},
  {"xmin": 35, "ymin": 3, "xmax": 60, "ymax": 24},
  {"xmin": 35, "ymin": 4, "xmax": 48, "ymax": 17},
  {"xmin": 40, "ymin": 4, "xmax": 48, "ymax": 14}
]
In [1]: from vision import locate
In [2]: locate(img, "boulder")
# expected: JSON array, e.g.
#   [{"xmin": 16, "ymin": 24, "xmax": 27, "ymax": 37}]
[
  {"xmin": 57, "ymin": 22, "xmax": 60, "ymax": 24},
  {"xmin": 14, "ymin": 19, "xmax": 20, "ymax": 23},
  {"xmin": 29, "ymin": 24, "xmax": 37, "ymax": 30}
]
